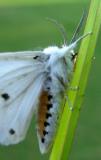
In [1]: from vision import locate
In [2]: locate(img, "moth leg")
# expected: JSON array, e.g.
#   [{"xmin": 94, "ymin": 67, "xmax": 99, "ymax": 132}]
[
  {"xmin": 64, "ymin": 85, "xmax": 79, "ymax": 110},
  {"xmin": 55, "ymin": 73, "xmax": 67, "ymax": 90}
]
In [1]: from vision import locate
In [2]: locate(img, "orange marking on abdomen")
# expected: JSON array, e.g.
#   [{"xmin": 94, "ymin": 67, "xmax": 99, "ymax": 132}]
[{"xmin": 37, "ymin": 91, "xmax": 49, "ymax": 137}]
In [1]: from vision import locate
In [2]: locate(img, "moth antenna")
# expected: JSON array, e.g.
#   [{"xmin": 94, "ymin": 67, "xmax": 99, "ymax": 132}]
[
  {"xmin": 60, "ymin": 32, "xmax": 92, "ymax": 58},
  {"xmin": 46, "ymin": 18, "xmax": 68, "ymax": 45},
  {"xmin": 74, "ymin": 32, "xmax": 92, "ymax": 46},
  {"xmin": 70, "ymin": 11, "xmax": 86, "ymax": 43}
]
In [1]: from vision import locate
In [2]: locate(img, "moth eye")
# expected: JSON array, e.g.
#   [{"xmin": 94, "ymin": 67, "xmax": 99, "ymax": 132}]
[
  {"xmin": 46, "ymin": 113, "xmax": 52, "ymax": 119},
  {"xmin": 44, "ymin": 121, "xmax": 50, "ymax": 127},
  {"xmin": 71, "ymin": 52, "xmax": 77, "ymax": 61},
  {"xmin": 41, "ymin": 138, "xmax": 45, "ymax": 143},
  {"xmin": 9, "ymin": 129, "xmax": 15, "ymax": 135},
  {"xmin": 33, "ymin": 56, "xmax": 39, "ymax": 59},
  {"xmin": 1, "ymin": 93, "xmax": 10, "ymax": 101}
]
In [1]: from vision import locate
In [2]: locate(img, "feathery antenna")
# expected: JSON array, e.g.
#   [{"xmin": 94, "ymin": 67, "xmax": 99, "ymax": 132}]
[
  {"xmin": 74, "ymin": 32, "xmax": 92, "ymax": 44},
  {"xmin": 46, "ymin": 18, "xmax": 68, "ymax": 45},
  {"xmin": 70, "ymin": 11, "xmax": 86, "ymax": 43}
]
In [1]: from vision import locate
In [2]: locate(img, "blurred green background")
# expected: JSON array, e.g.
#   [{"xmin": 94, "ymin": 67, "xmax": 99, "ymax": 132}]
[{"xmin": 0, "ymin": 0, "xmax": 101, "ymax": 159}]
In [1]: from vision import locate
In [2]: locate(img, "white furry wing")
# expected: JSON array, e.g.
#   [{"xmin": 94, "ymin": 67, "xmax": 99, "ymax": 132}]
[{"xmin": 0, "ymin": 51, "xmax": 46, "ymax": 145}]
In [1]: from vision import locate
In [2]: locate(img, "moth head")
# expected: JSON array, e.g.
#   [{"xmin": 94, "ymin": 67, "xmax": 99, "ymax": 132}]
[{"xmin": 45, "ymin": 13, "xmax": 92, "ymax": 66}]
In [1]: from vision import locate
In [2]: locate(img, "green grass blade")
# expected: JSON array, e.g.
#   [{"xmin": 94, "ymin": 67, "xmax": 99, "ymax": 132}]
[{"xmin": 49, "ymin": 0, "xmax": 101, "ymax": 160}]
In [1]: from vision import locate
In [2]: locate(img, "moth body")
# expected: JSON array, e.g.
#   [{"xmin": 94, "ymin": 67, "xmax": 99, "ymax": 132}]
[{"xmin": 37, "ymin": 45, "xmax": 74, "ymax": 153}]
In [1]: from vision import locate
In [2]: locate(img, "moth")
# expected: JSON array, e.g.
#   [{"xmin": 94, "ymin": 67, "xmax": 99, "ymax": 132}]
[{"xmin": 0, "ymin": 15, "xmax": 91, "ymax": 154}]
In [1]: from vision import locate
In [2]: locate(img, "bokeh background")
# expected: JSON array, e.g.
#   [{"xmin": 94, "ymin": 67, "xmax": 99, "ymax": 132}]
[{"xmin": 0, "ymin": 0, "xmax": 101, "ymax": 159}]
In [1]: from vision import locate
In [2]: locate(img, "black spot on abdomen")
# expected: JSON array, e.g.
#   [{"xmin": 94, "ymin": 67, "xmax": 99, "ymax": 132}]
[
  {"xmin": 46, "ymin": 113, "xmax": 52, "ymax": 119},
  {"xmin": 47, "ymin": 103, "xmax": 53, "ymax": 110},
  {"xmin": 44, "ymin": 121, "xmax": 50, "ymax": 127},
  {"xmin": 41, "ymin": 137, "xmax": 45, "ymax": 143},
  {"xmin": 43, "ymin": 130, "xmax": 48, "ymax": 136},
  {"xmin": 48, "ymin": 95, "xmax": 53, "ymax": 100}
]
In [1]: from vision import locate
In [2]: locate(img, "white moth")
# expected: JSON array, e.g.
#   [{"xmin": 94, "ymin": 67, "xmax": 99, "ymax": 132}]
[{"xmin": 0, "ymin": 15, "xmax": 91, "ymax": 154}]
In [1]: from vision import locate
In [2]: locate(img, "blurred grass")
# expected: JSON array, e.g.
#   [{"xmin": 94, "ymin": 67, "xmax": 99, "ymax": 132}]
[
  {"xmin": 0, "ymin": 0, "xmax": 88, "ymax": 6},
  {"xmin": 0, "ymin": 0, "xmax": 101, "ymax": 160},
  {"xmin": 0, "ymin": 2, "xmax": 89, "ymax": 51}
]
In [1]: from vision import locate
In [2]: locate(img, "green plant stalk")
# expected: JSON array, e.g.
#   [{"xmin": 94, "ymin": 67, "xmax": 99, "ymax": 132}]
[{"xmin": 49, "ymin": 0, "xmax": 101, "ymax": 160}]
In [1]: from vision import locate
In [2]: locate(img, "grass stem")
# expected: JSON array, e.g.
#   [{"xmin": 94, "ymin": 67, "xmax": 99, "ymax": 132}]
[{"xmin": 49, "ymin": 0, "xmax": 101, "ymax": 159}]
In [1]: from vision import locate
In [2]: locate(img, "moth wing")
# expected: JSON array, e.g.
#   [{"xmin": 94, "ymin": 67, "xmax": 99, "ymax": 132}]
[
  {"xmin": 0, "ymin": 74, "xmax": 46, "ymax": 145},
  {"xmin": 0, "ymin": 50, "xmax": 43, "ymax": 58},
  {"xmin": 0, "ymin": 51, "xmax": 46, "ymax": 107},
  {"xmin": 0, "ymin": 51, "xmax": 46, "ymax": 145}
]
